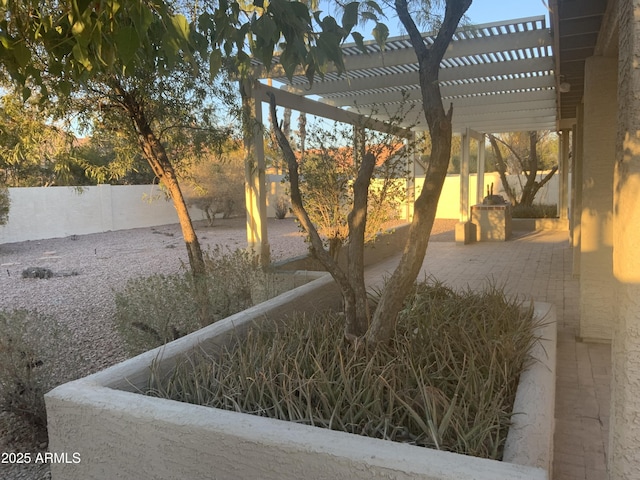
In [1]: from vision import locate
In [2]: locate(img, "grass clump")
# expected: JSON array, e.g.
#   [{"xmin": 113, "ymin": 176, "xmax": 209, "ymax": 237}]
[
  {"xmin": 511, "ymin": 203, "xmax": 557, "ymax": 218},
  {"xmin": 115, "ymin": 247, "xmax": 271, "ymax": 356},
  {"xmin": 147, "ymin": 279, "xmax": 541, "ymax": 460},
  {"xmin": 0, "ymin": 309, "xmax": 78, "ymax": 440}
]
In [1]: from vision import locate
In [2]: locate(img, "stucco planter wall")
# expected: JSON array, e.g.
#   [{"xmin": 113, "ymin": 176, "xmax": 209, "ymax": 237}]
[
  {"xmin": 471, "ymin": 204, "xmax": 512, "ymax": 241},
  {"xmin": 45, "ymin": 274, "xmax": 556, "ymax": 480}
]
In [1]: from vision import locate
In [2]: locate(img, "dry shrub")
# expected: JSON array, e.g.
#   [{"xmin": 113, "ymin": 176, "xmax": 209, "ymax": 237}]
[{"xmin": 147, "ymin": 279, "xmax": 542, "ymax": 460}]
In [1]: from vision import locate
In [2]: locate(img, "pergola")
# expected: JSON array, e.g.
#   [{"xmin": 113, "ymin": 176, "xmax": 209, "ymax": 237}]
[{"xmin": 244, "ymin": 15, "xmax": 560, "ymax": 259}]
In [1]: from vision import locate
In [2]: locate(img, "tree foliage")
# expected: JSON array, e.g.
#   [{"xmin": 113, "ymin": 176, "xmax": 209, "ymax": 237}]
[
  {"xmin": 0, "ymin": 91, "xmax": 78, "ymax": 186},
  {"xmin": 488, "ymin": 131, "xmax": 558, "ymax": 207},
  {"xmin": 295, "ymin": 120, "xmax": 409, "ymax": 260},
  {"xmin": 181, "ymin": 140, "xmax": 246, "ymax": 225}
]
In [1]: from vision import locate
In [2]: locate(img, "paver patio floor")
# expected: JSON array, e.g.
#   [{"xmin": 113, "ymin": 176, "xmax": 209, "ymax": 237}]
[{"xmin": 363, "ymin": 228, "xmax": 610, "ymax": 480}]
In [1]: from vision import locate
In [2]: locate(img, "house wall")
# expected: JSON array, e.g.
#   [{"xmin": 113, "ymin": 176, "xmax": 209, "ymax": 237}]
[
  {"xmin": 1, "ymin": 173, "xmax": 561, "ymax": 245},
  {"xmin": 269, "ymin": 172, "xmax": 560, "ymax": 220},
  {"xmin": 610, "ymin": 0, "xmax": 640, "ymax": 476},
  {"xmin": 579, "ymin": 56, "xmax": 618, "ymax": 342}
]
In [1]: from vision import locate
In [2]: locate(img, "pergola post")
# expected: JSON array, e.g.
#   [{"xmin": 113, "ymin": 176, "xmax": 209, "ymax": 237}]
[
  {"xmin": 455, "ymin": 128, "xmax": 475, "ymax": 243},
  {"xmin": 476, "ymin": 133, "xmax": 486, "ymax": 205},
  {"xmin": 460, "ymin": 128, "xmax": 470, "ymax": 221},
  {"xmin": 406, "ymin": 132, "xmax": 417, "ymax": 221},
  {"xmin": 240, "ymin": 78, "xmax": 270, "ymax": 266}
]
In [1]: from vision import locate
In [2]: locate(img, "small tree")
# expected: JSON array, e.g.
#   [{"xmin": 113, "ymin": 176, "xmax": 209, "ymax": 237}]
[
  {"xmin": 0, "ymin": 0, "xmax": 237, "ymax": 324},
  {"xmin": 269, "ymin": 0, "xmax": 472, "ymax": 344},
  {"xmin": 182, "ymin": 141, "xmax": 246, "ymax": 225},
  {"xmin": 294, "ymin": 120, "xmax": 409, "ymax": 260},
  {"xmin": 488, "ymin": 131, "xmax": 558, "ymax": 207}
]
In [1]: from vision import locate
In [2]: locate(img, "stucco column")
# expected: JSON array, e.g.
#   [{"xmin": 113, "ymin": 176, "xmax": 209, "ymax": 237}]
[
  {"xmin": 240, "ymin": 79, "xmax": 270, "ymax": 266},
  {"xmin": 610, "ymin": 0, "xmax": 640, "ymax": 476},
  {"xmin": 476, "ymin": 134, "xmax": 486, "ymax": 205},
  {"xmin": 558, "ymin": 129, "xmax": 570, "ymax": 220},
  {"xmin": 579, "ymin": 56, "xmax": 617, "ymax": 342},
  {"xmin": 455, "ymin": 129, "xmax": 475, "ymax": 243},
  {"xmin": 572, "ymin": 104, "xmax": 584, "ymax": 278},
  {"xmin": 460, "ymin": 128, "xmax": 470, "ymax": 222}
]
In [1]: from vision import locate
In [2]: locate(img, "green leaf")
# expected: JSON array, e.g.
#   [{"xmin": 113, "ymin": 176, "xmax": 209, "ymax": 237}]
[
  {"xmin": 253, "ymin": 15, "xmax": 278, "ymax": 43},
  {"xmin": 365, "ymin": 0, "xmax": 384, "ymax": 16},
  {"xmin": 131, "ymin": 2, "xmax": 155, "ymax": 37},
  {"xmin": 372, "ymin": 22, "xmax": 388, "ymax": 51},
  {"xmin": 21, "ymin": 86, "xmax": 31, "ymax": 102},
  {"xmin": 12, "ymin": 41, "xmax": 30, "ymax": 68},
  {"xmin": 360, "ymin": 11, "xmax": 377, "ymax": 22},
  {"xmin": 342, "ymin": 2, "xmax": 359, "ymax": 35},
  {"xmin": 351, "ymin": 32, "xmax": 366, "ymax": 53},
  {"xmin": 171, "ymin": 14, "xmax": 191, "ymax": 42},
  {"xmin": 317, "ymin": 31, "xmax": 345, "ymax": 74},
  {"xmin": 114, "ymin": 26, "xmax": 139, "ymax": 67},
  {"xmin": 209, "ymin": 49, "xmax": 223, "ymax": 78},
  {"xmin": 71, "ymin": 42, "xmax": 93, "ymax": 71},
  {"xmin": 288, "ymin": 1, "xmax": 312, "ymax": 23},
  {"xmin": 279, "ymin": 47, "xmax": 298, "ymax": 81}
]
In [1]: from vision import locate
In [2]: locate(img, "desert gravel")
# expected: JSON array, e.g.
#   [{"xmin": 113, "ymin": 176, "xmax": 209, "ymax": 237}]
[{"xmin": 0, "ymin": 216, "xmax": 455, "ymax": 480}]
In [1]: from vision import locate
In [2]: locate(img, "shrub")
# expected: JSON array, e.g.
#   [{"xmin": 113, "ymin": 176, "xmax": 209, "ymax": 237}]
[
  {"xmin": 115, "ymin": 247, "xmax": 269, "ymax": 356},
  {"xmin": 511, "ymin": 203, "xmax": 557, "ymax": 218},
  {"xmin": 274, "ymin": 196, "xmax": 288, "ymax": 219},
  {"xmin": 0, "ymin": 310, "xmax": 77, "ymax": 435},
  {"xmin": 147, "ymin": 279, "xmax": 541, "ymax": 460},
  {"xmin": 0, "ymin": 184, "xmax": 10, "ymax": 225}
]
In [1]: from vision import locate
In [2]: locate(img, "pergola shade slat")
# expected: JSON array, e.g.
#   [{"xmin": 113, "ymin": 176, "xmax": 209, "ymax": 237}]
[{"xmin": 259, "ymin": 16, "xmax": 556, "ymax": 134}]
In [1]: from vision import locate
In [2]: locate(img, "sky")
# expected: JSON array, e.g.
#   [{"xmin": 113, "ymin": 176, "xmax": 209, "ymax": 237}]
[
  {"xmin": 379, "ymin": 0, "xmax": 551, "ymax": 38},
  {"xmin": 464, "ymin": 0, "xmax": 550, "ymax": 25}
]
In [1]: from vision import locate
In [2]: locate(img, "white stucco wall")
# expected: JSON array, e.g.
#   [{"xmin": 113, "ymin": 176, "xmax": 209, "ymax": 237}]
[
  {"xmin": 0, "ymin": 184, "xmax": 205, "ymax": 244},
  {"xmin": 611, "ymin": 0, "xmax": 640, "ymax": 477},
  {"xmin": 45, "ymin": 297, "xmax": 554, "ymax": 480},
  {"xmin": 268, "ymin": 172, "xmax": 560, "ymax": 221},
  {"xmin": 579, "ymin": 56, "xmax": 618, "ymax": 342},
  {"xmin": 1, "ymin": 173, "xmax": 560, "ymax": 245}
]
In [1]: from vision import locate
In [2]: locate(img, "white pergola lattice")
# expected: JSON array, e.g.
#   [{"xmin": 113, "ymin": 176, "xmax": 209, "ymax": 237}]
[
  {"xmin": 261, "ymin": 16, "xmax": 555, "ymax": 134},
  {"xmin": 245, "ymin": 16, "xmax": 558, "ymax": 258}
]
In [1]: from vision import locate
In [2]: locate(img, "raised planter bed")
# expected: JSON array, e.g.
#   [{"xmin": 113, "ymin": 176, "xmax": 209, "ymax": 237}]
[
  {"xmin": 45, "ymin": 274, "xmax": 556, "ymax": 480},
  {"xmin": 511, "ymin": 218, "xmax": 569, "ymax": 232}
]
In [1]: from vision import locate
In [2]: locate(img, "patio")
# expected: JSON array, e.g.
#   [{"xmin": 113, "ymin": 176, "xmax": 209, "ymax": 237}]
[{"xmin": 364, "ymin": 227, "xmax": 610, "ymax": 480}]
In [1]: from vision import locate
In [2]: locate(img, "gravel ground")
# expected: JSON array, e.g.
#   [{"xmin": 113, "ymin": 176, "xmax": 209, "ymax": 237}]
[{"xmin": 0, "ymin": 216, "xmax": 455, "ymax": 480}]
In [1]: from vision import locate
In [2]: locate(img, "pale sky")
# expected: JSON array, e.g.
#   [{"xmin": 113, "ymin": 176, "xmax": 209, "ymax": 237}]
[
  {"xmin": 376, "ymin": 0, "xmax": 551, "ymax": 40},
  {"xmin": 465, "ymin": 0, "xmax": 550, "ymax": 24}
]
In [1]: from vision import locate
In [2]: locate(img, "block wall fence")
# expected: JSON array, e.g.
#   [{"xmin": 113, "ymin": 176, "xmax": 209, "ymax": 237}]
[{"xmin": 1, "ymin": 172, "xmax": 560, "ymax": 244}]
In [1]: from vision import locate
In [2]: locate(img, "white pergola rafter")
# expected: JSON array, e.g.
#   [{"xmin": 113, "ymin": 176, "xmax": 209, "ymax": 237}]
[
  {"xmin": 247, "ymin": 15, "xmax": 559, "ymax": 253},
  {"xmin": 259, "ymin": 16, "xmax": 556, "ymax": 135}
]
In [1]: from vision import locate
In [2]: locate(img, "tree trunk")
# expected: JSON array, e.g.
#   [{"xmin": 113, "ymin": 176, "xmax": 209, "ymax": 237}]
[
  {"xmin": 489, "ymin": 134, "xmax": 518, "ymax": 205},
  {"xmin": 267, "ymin": 92, "xmax": 358, "ymax": 329},
  {"xmin": 346, "ymin": 151, "xmax": 376, "ymax": 337},
  {"xmin": 366, "ymin": 0, "xmax": 471, "ymax": 345},
  {"xmin": 519, "ymin": 131, "xmax": 539, "ymax": 207},
  {"xmin": 115, "ymin": 82, "xmax": 212, "ymax": 326}
]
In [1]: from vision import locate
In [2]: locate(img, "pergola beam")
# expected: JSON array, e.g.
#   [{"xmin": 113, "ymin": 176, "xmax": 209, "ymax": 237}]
[{"xmin": 253, "ymin": 82, "xmax": 412, "ymax": 138}]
